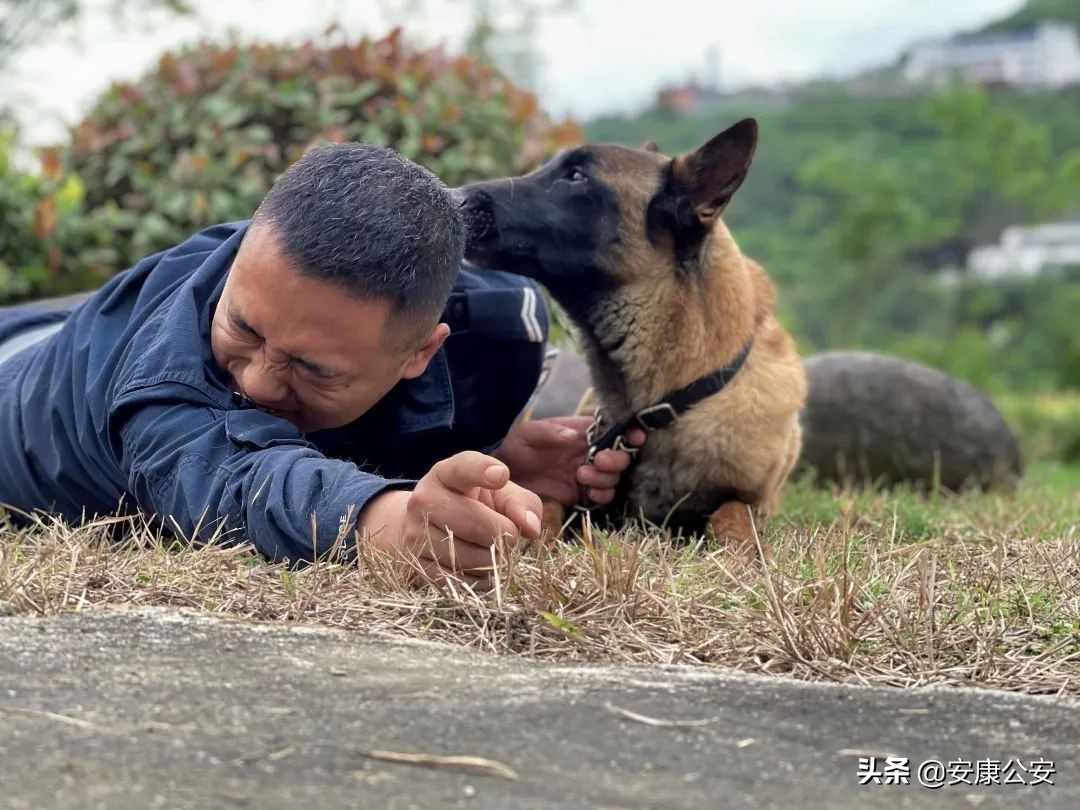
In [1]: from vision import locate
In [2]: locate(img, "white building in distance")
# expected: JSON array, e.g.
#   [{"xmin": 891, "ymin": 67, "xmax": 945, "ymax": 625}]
[
  {"xmin": 968, "ymin": 222, "xmax": 1080, "ymax": 278},
  {"xmin": 903, "ymin": 21, "xmax": 1080, "ymax": 89}
]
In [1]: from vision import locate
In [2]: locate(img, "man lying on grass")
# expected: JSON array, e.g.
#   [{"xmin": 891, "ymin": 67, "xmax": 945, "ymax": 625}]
[{"xmin": 0, "ymin": 144, "xmax": 642, "ymax": 583}]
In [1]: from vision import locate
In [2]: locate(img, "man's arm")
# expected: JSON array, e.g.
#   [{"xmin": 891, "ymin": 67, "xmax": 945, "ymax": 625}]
[
  {"xmin": 113, "ymin": 382, "xmax": 541, "ymax": 574},
  {"xmin": 114, "ymin": 384, "xmax": 413, "ymax": 563}
]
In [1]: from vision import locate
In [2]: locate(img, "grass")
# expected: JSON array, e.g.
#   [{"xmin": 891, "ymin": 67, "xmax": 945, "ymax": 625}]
[{"xmin": 1, "ymin": 462, "xmax": 1077, "ymax": 697}]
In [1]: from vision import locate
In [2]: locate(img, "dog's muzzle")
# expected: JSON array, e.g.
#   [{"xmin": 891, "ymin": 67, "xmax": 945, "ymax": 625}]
[{"xmin": 457, "ymin": 190, "xmax": 499, "ymax": 246}]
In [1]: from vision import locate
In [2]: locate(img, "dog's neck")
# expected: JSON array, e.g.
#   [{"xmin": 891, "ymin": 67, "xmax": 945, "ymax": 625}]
[{"xmin": 577, "ymin": 227, "xmax": 764, "ymax": 418}]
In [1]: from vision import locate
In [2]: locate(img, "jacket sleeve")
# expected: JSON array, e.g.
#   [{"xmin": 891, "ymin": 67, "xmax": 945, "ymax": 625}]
[{"xmin": 111, "ymin": 380, "xmax": 414, "ymax": 563}]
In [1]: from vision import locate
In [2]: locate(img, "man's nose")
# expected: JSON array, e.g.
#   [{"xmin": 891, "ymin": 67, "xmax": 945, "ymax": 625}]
[{"xmin": 237, "ymin": 358, "xmax": 290, "ymax": 406}]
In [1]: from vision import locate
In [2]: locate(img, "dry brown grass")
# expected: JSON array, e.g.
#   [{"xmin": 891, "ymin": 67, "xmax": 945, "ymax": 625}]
[{"xmin": 2, "ymin": 467, "xmax": 1077, "ymax": 697}]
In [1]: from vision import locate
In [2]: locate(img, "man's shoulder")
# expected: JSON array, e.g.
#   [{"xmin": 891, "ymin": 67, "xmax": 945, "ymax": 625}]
[
  {"xmin": 453, "ymin": 262, "xmax": 538, "ymax": 293},
  {"xmin": 84, "ymin": 222, "xmax": 249, "ymax": 401},
  {"xmin": 161, "ymin": 221, "xmax": 251, "ymax": 263},
  {"xmin": 448, "ymin": 263, "xmax": 548, "ymax": 344},
  {"xmin": 91, "ymin": 221, "xmax": 250, "ymax": 309}
]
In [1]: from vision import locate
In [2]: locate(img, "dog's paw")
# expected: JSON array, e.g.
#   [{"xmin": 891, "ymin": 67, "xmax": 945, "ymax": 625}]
[
  {"xmin": 708, "ymin": 500, "xmax": 773, "ymax": 563},
  {"xmin": 540, "ymin": 497, "xmax": 567, "ymax": 541}
]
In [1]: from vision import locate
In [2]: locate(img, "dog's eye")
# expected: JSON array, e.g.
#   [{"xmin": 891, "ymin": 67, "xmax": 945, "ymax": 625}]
[{"xmin": 566, "ymin": 168, "xmax": 586, "ymax": 183}]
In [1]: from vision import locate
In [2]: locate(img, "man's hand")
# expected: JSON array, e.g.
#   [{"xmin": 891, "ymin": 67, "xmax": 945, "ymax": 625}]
[
  {"xmin": 493, "ymin": 416, "xmax": 646, "ymax": 507},
  {"xmin": 359, "ymin": 451, "xmax": 542, "ymax": 584}
]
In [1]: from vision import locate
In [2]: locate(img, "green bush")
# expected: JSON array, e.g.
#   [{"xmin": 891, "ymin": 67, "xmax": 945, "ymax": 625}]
[
  {"xmin": 65, "ymin": 29, "xmax": 580, "ymax": 267},
  {"xmin": 0, "ymin": 131, "xmax": 117, "ymax": 303},
  {"xmin": 0, "ymin": 130, "xmax": 42, "ymax": 301},
  {"xmin": 880, "ymin": 273, "xmax": 1080, "ymax": 395}
]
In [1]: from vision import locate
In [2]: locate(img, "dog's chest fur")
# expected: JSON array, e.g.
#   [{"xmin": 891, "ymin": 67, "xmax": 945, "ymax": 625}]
[
  {"xmin": 584, "ymin": 349, "xmax": 803, "ymax": 534},
  {"xmin": 622, "ymin": 433, "xmax": 737, "ymax": 535},
  {"xmin": 612, "ymin": 397, "xmax": 750, "ymax": 529}
]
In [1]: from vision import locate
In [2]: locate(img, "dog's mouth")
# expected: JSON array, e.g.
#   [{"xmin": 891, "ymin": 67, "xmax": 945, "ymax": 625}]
[
  {"xmin": 465, "ymin": 240, "xmax": 541, "ymax": 276},
  {"xmin": 458, "ymin": 195, "xmax": 543, "ymax": 271}
]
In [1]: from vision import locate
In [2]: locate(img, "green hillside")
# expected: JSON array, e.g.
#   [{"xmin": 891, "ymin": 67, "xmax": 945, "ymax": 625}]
[
  {"xmin": 583, "ymin": 80, "xmax": 1080, "ymax": 394},
  {"xmin": 976, "ymin": 0, "xmax": 1080, "ymax": 34}
]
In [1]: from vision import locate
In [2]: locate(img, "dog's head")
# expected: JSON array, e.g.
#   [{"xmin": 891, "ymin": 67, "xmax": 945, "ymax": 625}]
[{"xmin": 457, "ymin": 118, "xmax": 758, "ymax": 315}]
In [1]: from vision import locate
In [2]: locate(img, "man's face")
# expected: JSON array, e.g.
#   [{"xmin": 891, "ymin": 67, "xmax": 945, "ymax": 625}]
[{"xmin": 211, "ymin": 225, "xmax": 448, "ymax": 434}]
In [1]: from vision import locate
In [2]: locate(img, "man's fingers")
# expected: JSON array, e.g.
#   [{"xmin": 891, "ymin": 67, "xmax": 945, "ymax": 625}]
[
  {"xmin": 584, "ymin": 487, "xmax": 615, "ymax": 505},
  {"xmin": 579, "ymin": 455, "xmax": 620, "ymax": 504},
  {"xmin": 412, "ymin": 528, "xmax": 499, "ymax": 573},
  {"xmin": 517, "ymin": 417, "xmax": 589, "ymax": 448},
  {"xmin": 578, "ymin": 426, "xmax": 644, "ymax": 505},
  {"xmin": 545, "ymin": 415, "xmax": 593, "ymax": 432},
  {"xmin": 577, "ymin": 464, "xmax": 620, "ymax": 490},
  {"xmin": 412, "ymin": 451, "xmax": 541, "ymax": 571},
  {"xmin": 403, "ymin": 497, "xmax": 519, "ymax": 572},
  {"xmin": 588, "ymin": 448, "xmax": 633, "ymax": 473},
  {"xmin": 412, "ymin": 491, "xmax": 523, "ymax": 552},
  {"xmin": 434, "ymin": 451, "xmax": 509, "ymax": 494},
  {"xmin": 491, "ymin": 482, "xmax": 543, "ymax": 541}
]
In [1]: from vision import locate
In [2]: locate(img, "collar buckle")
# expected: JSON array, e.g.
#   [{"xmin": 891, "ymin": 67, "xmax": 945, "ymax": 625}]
[{"xmin": 635, "ymin": 402, "xmax": 678, "ymax": 432}]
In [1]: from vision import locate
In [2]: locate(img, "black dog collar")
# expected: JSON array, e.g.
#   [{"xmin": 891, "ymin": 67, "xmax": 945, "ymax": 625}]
[{"xmin": 584, "ymin": 339, "xmax": 754, "ymax": 466}]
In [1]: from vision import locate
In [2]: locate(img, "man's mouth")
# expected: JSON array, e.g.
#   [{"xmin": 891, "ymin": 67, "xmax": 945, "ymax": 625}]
[
  {"xmin": 234, "ymin": 391, "xmax": 294, "ymax": 420},
  {"xmin": 256, "ymin": 404, "xmax": 299, "ymax": 422}
]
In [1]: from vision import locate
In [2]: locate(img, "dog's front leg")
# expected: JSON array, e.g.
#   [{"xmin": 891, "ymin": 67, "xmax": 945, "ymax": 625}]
[
  {"xmin": 539, "ymin": 498, "xmax": 566, "ymax": 539},
  {"xmin": 709, "ymin": 501, "xmax": 773, "ymax": 562}
]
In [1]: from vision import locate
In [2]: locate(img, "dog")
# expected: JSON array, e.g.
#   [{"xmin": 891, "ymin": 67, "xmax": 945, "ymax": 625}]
[{"xmin": 458, "ymin": 118, "xmax": 807, "ymax": 554}]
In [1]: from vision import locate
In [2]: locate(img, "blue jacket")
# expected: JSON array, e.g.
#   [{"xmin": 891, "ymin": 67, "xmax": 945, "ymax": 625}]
[{"xmin": 0, "ymin": 222, "xmax": 548, "ymax": 562}]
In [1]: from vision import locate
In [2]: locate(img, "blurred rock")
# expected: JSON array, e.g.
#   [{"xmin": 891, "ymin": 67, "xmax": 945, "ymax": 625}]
[
  {"xmin": 799, "ymin": 351, "xmax": 1023, "ymax": 492},
  {"xmin": 529, "ymin": 347, "xmax": 591, "ymax": 419}
]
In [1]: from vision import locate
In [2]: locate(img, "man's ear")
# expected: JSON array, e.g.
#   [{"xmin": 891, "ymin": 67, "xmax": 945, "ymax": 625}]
[
  {"xmin": 401, "ymin": 322, "xmax": 450, "ymax": 380},
  {"xmin": 671, "ymin": 117, "xmax": 757, "ymax": 225}
]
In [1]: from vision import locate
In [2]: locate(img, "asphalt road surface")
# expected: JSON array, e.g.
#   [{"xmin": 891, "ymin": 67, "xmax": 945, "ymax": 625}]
[{"xmin": 1, "ymin": 609, "xmax": 1076, "ymax": 809}]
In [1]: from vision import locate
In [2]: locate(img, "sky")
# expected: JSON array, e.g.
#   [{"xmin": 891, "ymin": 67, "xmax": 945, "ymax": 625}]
[{"xmin": 3, "ymin": 0, "xmax": 1023, "ymax": 145}]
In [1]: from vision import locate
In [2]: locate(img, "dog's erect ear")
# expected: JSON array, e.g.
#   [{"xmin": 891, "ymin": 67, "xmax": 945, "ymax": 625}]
[
  {"xmin": 645, "ymin": 118, "xmax": 757, "ymax": 274},
  {"xmin": 672, "ymin": 118, "xmax": 757, "ymax": 225},
  {"xmin": 641, "ymin": 140, "xmax": 659, "ymax": 153}
]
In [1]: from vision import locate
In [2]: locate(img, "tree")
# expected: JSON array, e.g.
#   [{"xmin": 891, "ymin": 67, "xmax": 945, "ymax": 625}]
[
  {"xmin": 0, "ymin": 0, "xmax": 192, "ymax": 71},
  {"xmin": 376, "ymin": 0, "xmax": 576, "ymax": 91},
  {"xmin": 972, "ymin": 0, "xmax": 1080, "ymax": 36},
  {"xmin": 796, "ymin": 85, "xmax": 1080, "ymax": 346}
]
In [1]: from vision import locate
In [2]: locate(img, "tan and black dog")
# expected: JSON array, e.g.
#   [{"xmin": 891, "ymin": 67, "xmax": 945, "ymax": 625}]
[{"xmin": 458, "ymin": 118, "xmax": 806, "ymax": 552}]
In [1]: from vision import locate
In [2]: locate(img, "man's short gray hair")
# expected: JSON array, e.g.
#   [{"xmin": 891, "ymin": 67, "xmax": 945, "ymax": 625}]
[{"xmin": 253, "ymin": 142, "xmax": 465, "ymax": 347}]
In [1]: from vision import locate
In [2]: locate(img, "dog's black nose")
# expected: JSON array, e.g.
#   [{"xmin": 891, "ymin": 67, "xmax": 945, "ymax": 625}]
[{"xmin": 458, "ymin": 189, "xmax": 497, "ymax": 245}]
